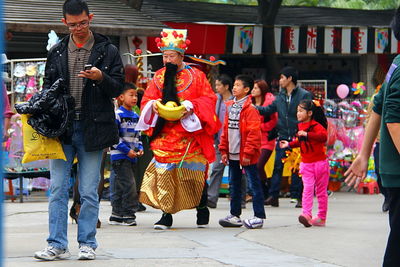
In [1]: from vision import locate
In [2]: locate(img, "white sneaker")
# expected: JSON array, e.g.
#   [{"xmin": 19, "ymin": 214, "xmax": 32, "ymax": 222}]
[
  {"xmin": 219, "ymin": 214, "xmax": 243, "ymax": 227},
  {"xmin": 243, "ymin": 217, "xmax": 264, "ymax": 229},
  {"xmin": 78, "ymin": 245, "xmax": 96, "ymax": 260},
  {"xmin": 34, "ymin": 246, "xmax": 71, "ymax": 261}
]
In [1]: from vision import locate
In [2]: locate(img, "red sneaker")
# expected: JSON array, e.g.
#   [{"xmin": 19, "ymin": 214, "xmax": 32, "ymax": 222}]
[
  {"xmin": 311, "ymin": 217, "xmax": 326, "ymax": 227},
  {"xmin": 298, "ymin": 214, "xmax": 312, "ymax": 228}
]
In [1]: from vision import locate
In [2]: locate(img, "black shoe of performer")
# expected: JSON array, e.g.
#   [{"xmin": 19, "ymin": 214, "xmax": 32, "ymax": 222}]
[
  {"xmin": 196, "ymin": 207, "xmax": 210, "ymax": 228},
  {"xmin": 154, "ymin": 213, "xmax": 173, "ymax": 230}
]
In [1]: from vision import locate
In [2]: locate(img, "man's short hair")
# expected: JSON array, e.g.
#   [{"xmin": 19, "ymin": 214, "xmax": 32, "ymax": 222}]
[
  {"xmin": 391, "ymin": 6, "xmax": 400, "ymax": 41},
  {"xmin": 63, "ymin": 0, "xmax": 89, "ymax": 18},
  {"xmin": 235, "ymin": 74, "xmax": 254, "ymax": 94},
  {"xmin": 280, "ymin": 66, "xmax": 298, "ymax": 84}
]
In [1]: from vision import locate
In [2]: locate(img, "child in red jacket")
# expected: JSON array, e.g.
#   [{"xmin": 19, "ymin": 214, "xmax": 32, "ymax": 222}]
[
  {"xmin": 280, "ymin": 99, "xmax": 329, "ymax": 227},
  {"xmin": 218, "ymin": 75, "xmax": 265, "ymax": 229}
]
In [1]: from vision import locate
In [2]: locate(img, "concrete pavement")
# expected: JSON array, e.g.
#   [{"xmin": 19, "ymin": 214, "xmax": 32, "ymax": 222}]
[{"xmin": 4, "ymin": 192, "xmax": 388, "ymax": 267}]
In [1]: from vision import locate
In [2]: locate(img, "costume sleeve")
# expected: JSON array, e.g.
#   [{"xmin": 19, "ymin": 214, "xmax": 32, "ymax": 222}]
[
  {"xmin": 242, "ymin": 107, "xmax": 261, "ymax": 159},
  {"xmin": 141, "ymin": 78, "xmax": 162, "ymax": 112},
  {"xmin": 307, "ymin": 124, "xmax": 328, "ymax": 143},
  {"xmin": 384, "ymin": 70, "xmax": 400, "ymax": 123},
  {"xmin": 190, "ymin": 70, "xmax": 221, "ymax": 135}
]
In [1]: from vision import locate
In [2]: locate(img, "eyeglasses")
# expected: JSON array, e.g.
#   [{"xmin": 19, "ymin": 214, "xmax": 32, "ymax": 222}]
[{"xmin": 66, "ymin": 20, "xmax": 89, "ymax": 30}]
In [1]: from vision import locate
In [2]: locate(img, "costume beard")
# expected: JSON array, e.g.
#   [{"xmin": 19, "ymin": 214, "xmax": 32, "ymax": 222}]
[{"xmin": 150, "ymin": 63, "xmax": 181, "ymax": 141}]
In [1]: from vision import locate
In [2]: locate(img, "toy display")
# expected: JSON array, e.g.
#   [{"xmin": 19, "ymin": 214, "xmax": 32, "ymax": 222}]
[{"xmin": 324, "ymin": 95, "xmax": 371, "ymax": 191}]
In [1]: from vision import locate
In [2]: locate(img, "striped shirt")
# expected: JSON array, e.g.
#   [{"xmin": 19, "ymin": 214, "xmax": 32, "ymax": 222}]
[
  {"xmin": 110, "ymin": 106, "xmax": 143, "ymax": 163},
  {"xmin": 228, "ymin": 96, "xmax": 248, "ymax": 160},
  {"xmin": 67, "ymin": 32, "xmax": 94, "ymax": 111}
]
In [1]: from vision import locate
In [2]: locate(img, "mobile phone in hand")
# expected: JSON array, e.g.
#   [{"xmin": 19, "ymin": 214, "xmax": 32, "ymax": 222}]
[{"xmin": 84, "ymin": 64, "xmax": 92, "ymax": 71}]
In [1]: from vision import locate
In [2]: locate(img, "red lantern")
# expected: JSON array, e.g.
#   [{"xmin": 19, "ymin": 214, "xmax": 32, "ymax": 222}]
[
  {"xmin": 135, "ymin": 49, "xmax": 142, "ymax": 55},
  {"xmin": 185, "ymin": 39, "xmax": 191, "ymax": 45},
  {"xmin": 210, "ymin": 56, "xmax": 216, "ymax": 61},
  {"xmin": 155, "ymin": 37, "xmax": 161, "ymax": 43},
  {"xmin": 162, "ymin": 32, "xmax": 168, "ymax": 37}
]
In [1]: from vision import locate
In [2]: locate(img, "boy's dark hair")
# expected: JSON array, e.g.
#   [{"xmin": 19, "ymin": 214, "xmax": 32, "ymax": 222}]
[
  {"xmin": 63, "ymin": 0, "xmax": 89, "ymax": 18},
  {"xmin": 280, "ymin": 66, "xmax": 298, "ymax": 84},
  {"xmin": 299, "ymin": 99, "xmax": 328, "ymax": 129},
  {"xmin": 216, "ymin": 74, "xmax": 233, "ymax": 93},
  {"xmin": 391, "ymin": 6, "xmax": 400, "ymax": 41},
  {"xmin": 122, "ymin": 82, "xmax": 137, "ymax": 93},
  {"xmin": 235, "ymin": 74, "xmax": 254, "ymax": 95}
]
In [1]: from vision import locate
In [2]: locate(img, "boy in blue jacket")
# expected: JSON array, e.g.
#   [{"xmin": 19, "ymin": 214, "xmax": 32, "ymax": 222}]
[{"xmin": 109, "ymin": 83, "xmax": 144, "ymax": 226}]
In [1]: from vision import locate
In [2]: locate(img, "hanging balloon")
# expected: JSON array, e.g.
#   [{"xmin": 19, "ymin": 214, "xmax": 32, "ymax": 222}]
[{"xmin": 336, "ymin": 84, "xmax": 349, "ymax": 99}]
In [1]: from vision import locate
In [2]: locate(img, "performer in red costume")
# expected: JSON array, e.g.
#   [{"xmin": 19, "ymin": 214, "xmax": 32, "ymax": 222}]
[{"xmin": 136, "ymin": 29, "xmax": 221, "ymax": 229}]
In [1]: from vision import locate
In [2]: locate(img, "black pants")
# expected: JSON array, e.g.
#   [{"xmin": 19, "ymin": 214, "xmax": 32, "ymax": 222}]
[
  {"xmin": 111, "ymin": 159, "xmax": 139, "ymax": 217},
  {"xmin": 383, "ymin": 187, "xmax": 400, "ymax": 267},
  {"xmin": 198, "ymin": 182, "xmax": 208, "ymax": 209},
  {"xmin": 257, "ymin": 148, "xmax": 273, "ymax": 198}
]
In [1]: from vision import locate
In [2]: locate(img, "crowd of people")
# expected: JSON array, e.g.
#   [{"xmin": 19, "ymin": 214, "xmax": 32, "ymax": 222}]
[{"xmin": 2, "ymin": 0, "xmax": 397, "ymax": 265}]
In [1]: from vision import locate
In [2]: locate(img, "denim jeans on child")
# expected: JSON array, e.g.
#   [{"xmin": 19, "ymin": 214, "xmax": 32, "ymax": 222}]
[
  {"xmin": 229, "ymin": 160, "xmax": 265, "ymax": 218},
  {"xmin": 299, "ymin": 159, "xmax": 329, "ymax": 220},
  {"xmin": 47, "ymin": 121, "xmax": 103, "ymax": 250},
  {"xmin": 111, "ymin": 159, "xmax": 138, "ymax": 217}
]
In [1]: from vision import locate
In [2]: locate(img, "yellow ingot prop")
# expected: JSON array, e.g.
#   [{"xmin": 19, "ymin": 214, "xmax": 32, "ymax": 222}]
[{"xmin": 156, "ymin": 101, "xmax": 185, "ymax": 121}]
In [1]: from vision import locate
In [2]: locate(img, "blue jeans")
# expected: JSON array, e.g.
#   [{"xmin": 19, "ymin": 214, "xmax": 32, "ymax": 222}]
[
  {"xmin": 47, "ymin": 121, "xmax": 103, "ymax": 250},
  {"xmin": 269, "ymin": 142, "xmax": 303, "ymax": 199},
  {"xmin": 229, "ymin": 160, "xmax": 265, "ymax": 219}
]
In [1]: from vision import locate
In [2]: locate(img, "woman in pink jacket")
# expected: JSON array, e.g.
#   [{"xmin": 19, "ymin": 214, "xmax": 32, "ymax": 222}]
[{"xmin": 251, "ymin": 80, "xmax": 277, "ymax": 199}]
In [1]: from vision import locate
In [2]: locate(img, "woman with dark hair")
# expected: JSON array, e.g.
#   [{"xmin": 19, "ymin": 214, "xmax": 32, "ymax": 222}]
[{"xmin": 251, "ymin": 80, "xmax": 277, "ymax": 200}]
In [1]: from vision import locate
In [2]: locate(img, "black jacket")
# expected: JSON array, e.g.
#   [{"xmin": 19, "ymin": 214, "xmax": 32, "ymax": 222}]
[
  {"xmin": 44, "ymin": 32, "xmax": 124, "ymax": 151},
  {"xmin": 256, "ymin": 86, "xmax": 313, "ymax": 140},
  {"xmin": 15, "ymin": 78, "xmax": 74, "ymax": 138}
]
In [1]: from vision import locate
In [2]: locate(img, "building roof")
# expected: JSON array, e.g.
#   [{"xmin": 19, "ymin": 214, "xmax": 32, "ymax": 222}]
[
  {"xmin": 141, "ymin": 0, "xmax": 394, "ymax": 27},
  {"xmin": 5, "ymin": 0, "xmax": 165, "ymax": 36}
]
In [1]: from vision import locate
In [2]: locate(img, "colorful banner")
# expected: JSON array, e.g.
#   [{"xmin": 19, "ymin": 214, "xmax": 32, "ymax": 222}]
[
  {"xmin": 232, "ymin": 25, "xmax": 262, "ymax": 55},
  {"xmin": 227, "ymin": 25, "xmax": 397, "ymax": 55},
  {"xmin": 375, "ymin": 28, "xmax": 389, "ymax": 54}
]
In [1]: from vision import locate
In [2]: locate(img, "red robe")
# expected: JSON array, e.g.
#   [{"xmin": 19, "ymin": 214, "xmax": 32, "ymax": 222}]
[{"xmin": 141, "ymin": 63, "xmax": 221, "ymax": 163}]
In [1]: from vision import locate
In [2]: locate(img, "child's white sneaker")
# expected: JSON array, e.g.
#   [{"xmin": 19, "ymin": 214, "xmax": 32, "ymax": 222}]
[
  {"xmin": 243, "ymin": 217, "xmax": 264, "ymax": 229},
  {"xmin": 219, "ymin": 214, "xmax": 243, "ymax": 227}
]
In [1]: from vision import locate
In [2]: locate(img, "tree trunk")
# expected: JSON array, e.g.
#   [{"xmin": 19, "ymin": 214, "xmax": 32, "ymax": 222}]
[{"xmin": 257, "ymin": 0, "xmax": 282, "ymax": 83}]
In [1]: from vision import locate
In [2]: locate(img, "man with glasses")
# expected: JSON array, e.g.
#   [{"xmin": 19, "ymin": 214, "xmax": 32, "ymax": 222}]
[{"xmin": 34, "ymin": 0, "xmax": 124, "ymax": 261}]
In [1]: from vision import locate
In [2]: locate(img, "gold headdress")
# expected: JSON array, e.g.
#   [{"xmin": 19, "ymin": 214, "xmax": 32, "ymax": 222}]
[{"xmin": 155, "ymin": 29, "xmax": 191, "ymax": 54}]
